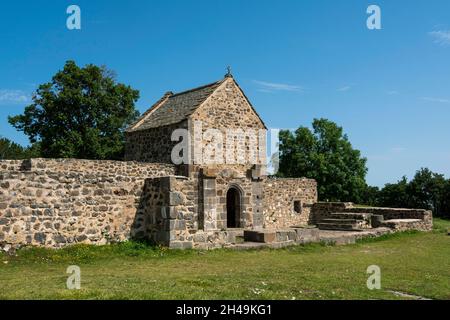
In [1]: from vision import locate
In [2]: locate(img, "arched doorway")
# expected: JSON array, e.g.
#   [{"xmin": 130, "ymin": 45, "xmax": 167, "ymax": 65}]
[{"xmin": 226, "ymin": 187, "xmax": 241, "ymax": 228}]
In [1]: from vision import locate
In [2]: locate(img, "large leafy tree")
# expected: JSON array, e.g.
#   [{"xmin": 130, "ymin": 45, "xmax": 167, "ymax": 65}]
[
  {"xmin": 278, "ymin": 118, "xmax": 368, "ymax": 202},
  {"xmin": 377, "ymin": 168, "xmax": 449, "ymax": 217},
  {"xmin": 377, "ymin": 176, "xmax": 411, "ymax": 208},
  {"xmin": 8, "ymin": 61, "xmax": 140, "ymax": 160},
  {"xmin": 407, "ymin": 168, "xmax": 447, "ymax": 213}
]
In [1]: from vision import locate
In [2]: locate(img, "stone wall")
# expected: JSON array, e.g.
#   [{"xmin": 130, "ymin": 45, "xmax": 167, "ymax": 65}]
[
  {"xmin": 0, "ymin": 158, "xmax": 319, "ymax": 250},
  {"xmin": 125, "ymin": 121, "xmax": 188, "ymax": 163},
  {"xmin": 263, "ymin": 177, "xmax": 318, "ymax": 229},
  {"xmin": 0, "ymin": 159, "xmax": 175, "ymax": 249}
]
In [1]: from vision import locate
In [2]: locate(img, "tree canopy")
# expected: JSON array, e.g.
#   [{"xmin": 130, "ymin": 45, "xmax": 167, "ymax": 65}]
[
  {"xmin": 278, "ymin": 118, "xmax": 368, "ymax": 202},
  {"xmin": 377, "ymin": 168, "xmax": 449, "ymax": 218},
  {"xmin": 8, "ymin": 61, "xmax": 140, "ymax": 160},
  {"xmin": 0, "ymin": 137, "xmax": 40, "ymax": 160}
]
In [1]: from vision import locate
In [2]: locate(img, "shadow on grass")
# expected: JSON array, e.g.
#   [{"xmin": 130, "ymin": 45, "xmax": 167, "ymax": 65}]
[{"xmin": 4, "ymin": 240, "xmax": 198, "ymax": 265}]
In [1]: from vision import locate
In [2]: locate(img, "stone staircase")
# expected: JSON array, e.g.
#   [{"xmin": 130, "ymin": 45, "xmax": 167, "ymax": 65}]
[
  {"xmin": 239, "ymin": 227, "xmax": 320, "ymax": 248},
  {"xmin": 317, "ymin": 212, "xmax": 372, "ymax": 231}
]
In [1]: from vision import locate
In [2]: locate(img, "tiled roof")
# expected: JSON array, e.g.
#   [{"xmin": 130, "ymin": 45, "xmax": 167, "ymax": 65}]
[{"xmin": 127, "ymin": 78, "xmax": 226, "ymax": 132}]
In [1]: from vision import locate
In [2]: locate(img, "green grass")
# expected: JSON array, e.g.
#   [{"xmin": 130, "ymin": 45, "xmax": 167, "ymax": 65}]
[{"xmin": 0, "ymin": 219, "xmax": 449, "ymax": 300}]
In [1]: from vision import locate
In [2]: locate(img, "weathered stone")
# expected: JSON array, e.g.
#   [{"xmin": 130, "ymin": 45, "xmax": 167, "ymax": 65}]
[
  {"xmin": 34, "ymin": 233, "xmax": 46, "ymax": 244},
  {"xmin": 53, "ymin": 235, "xmax": 66, "ymax": 244},
  {"xmin": 169, "ymin": 241, "xmax": 193, "ymax": 249},
  {"xmin": 169, "ymin": 192, "xmax": 185, "ymax": 206},
  {"xmin": 76, "ymin": 234, "xmax": 88, "ymax": 242},
  {"xmin": 244, "ymin": 230, "xmax": 276, "ymax": 243},
  {"xmin": 0, "ymin": 182, "xmax": 10, "ymax": 189}
]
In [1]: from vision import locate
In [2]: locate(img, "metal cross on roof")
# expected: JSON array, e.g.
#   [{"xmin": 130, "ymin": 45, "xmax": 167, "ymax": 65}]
[{"xmin": 225, "ymin": 66, "xmax": 233, "ymax": 78}]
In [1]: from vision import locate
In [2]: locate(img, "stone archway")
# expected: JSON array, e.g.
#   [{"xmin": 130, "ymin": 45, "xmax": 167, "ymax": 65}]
[{"xmin": 226, "ymin": 187, "xmax": 241, "ymax": 228}]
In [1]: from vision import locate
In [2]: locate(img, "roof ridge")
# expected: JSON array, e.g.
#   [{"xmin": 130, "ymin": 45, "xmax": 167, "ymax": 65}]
[
  {"xmin": 170, "ymin": 78, "xmax": 225, "ymax": 98},
  {"xmin": 126, "ymin": 92, "xmax": 172, "ymax": 132}
]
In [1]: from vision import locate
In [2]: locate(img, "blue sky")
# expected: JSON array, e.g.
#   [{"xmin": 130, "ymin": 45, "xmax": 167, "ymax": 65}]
[{"xmin": 0, "ymin": 0, "xmax": 449, "ymax": 187}]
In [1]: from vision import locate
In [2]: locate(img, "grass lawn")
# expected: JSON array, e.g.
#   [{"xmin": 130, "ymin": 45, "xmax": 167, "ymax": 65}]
[{"xmin": 0, "ymin": 219, "xmax": 449, "ymax": 300}]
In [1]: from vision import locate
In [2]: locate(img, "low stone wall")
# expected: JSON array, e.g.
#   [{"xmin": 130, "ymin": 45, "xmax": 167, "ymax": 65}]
[
  {"xmin": 344, "ymin": 207, "xmax": 432, "ymax": 222},
  {"xmin": 311, "ymin": 202, "xmax": 433, "ymax": 231},
  {"xmin": 0, "ymin": 159, "xmax": 175, "ymax": 249},
  {"xmin": 263, "ymin": 178, "xmax": 318, "ymax": 229}
]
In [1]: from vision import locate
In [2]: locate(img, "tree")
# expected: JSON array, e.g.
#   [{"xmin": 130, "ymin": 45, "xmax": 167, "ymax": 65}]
[
  {"xmin": 8, "ymin": 61, "xmax": 140, "ymax": 160},
  {"xmin": 441, "ymin": 180, "xmax": 450, "ymax": 218},
  {"xmin": 0, "ymin": 137, "xmax": 40, "ymax": 160},
  {"xmin": 376, "ymin": 168, "xmax": 450, "ymax": 218},
  {"xmin": 407, "ymin": 168, "xmax": 447, "ymax": 213},
  {"xmin": 362, "ymin": 185, "xmax": 380, "ymax": 207},
  {"xmin": 377, "ymin": 176, "xmax": 411, "ymax": 208},
  {"xmin": 278, "ymin": 118, "xmax": 368, "ymax": 202}
]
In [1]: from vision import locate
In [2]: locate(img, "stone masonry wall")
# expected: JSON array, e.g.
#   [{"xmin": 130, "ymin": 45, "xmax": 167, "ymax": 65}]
[
  {"xmin": 125, "ymin": 120, "xmax": 188, "ymax": 163},
  {"xmin": 263, "ymin": 178, "xmax": 318, "ymax": 229},
  {"xmin": 0, "ymin": 159, "xmax": 175, "ymax": 249},
  {"xmin": 141, "ymin": 175, "xmax": 244, "ymax": 249}
]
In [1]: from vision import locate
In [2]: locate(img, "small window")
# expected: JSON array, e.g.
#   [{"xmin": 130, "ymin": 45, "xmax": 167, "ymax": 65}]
[{"xmin": 294, "ymin": 200, "xmax": 302, "ymax": 214}]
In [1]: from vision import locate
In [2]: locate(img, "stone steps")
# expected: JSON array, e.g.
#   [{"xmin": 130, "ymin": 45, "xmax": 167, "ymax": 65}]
[
  {"xmin": 243, "ymin": 228, "xmax": 320, "ymax": 244},
  {"xmin": 329, "ymin": 212, "xmax": 371, "ymax": 220},
  {"xmin": 317, "ymin": 212, "xmax": 372, "ymax": 231},
  {"xmin": 317, "ymin": 223, "xmax": 365, "ymax": 232},
  {"xmin": 322, "ymin": 218, "xmax": 360, "ymax": 223},
  {"xmin": 233, "ymin": 241, "xmax": 297, "ymax": 250}
]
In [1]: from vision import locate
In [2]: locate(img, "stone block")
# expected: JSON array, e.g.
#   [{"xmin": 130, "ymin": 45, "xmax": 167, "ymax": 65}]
[
  {"xmin": 371, "ymin": 214, "xmax": 384, "ymax": 228},
  {"xmin": 175, "ymin": 220, "xmax": 186, "ymax": 231},
  {"xmin": 160, "ymin": 176, "xmax": 177, "ymax": 192},
  {"xmin": 169, "ymin": 191, "xmax": 185, "ymax": 206},
  {"xmin": 153, "ymin": 230, "xmax": 176, "ymax": 244},
  {"xmin": 203, "ymin": 178, "xmax": 216, "ymax": 189},
  {"xmin": 203, "ymin": 168, "xmax": 218, "ymax": 178},
  {"xmin": 204, "ymin": 221, "xmax": 217, "ymax": 231},
  {"xmin": 204, "ymin": 189, "xmax": 216, "ymax": 197},
  {"xmin": 53, "ymin": 234, "xmax": 67, "ymax": 244},
  {"xmin": 244, "ymin": 230, "xmax": 276, "ymax": 243},
  {"xmin": 161, "ymin": 207, "xmax": 178, "ymax": 219},
  {"xmin": 0, "ymin": 182, "xmax": 10, "ymax": 189},
  {"xmin": 251, "ymin": 165, "xmax": 266, "ymax": 180},
  {"xmin": 169, "ymin": 241, "xmax": 193, "ymax": 249},
  {"xmin": 294, "ymin": 228, "xmax": 320, "ymax": 243},
  {"xmin": 163, "ymin": 219, "xmax": 186, "ymax": 231},
  {"xmin": 34, "ymin": 232, "xmax": 46, "ymax": 244},
  {"xmin": 193, "ymin": 233, "xmax": 207, "ymax": 243}
]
